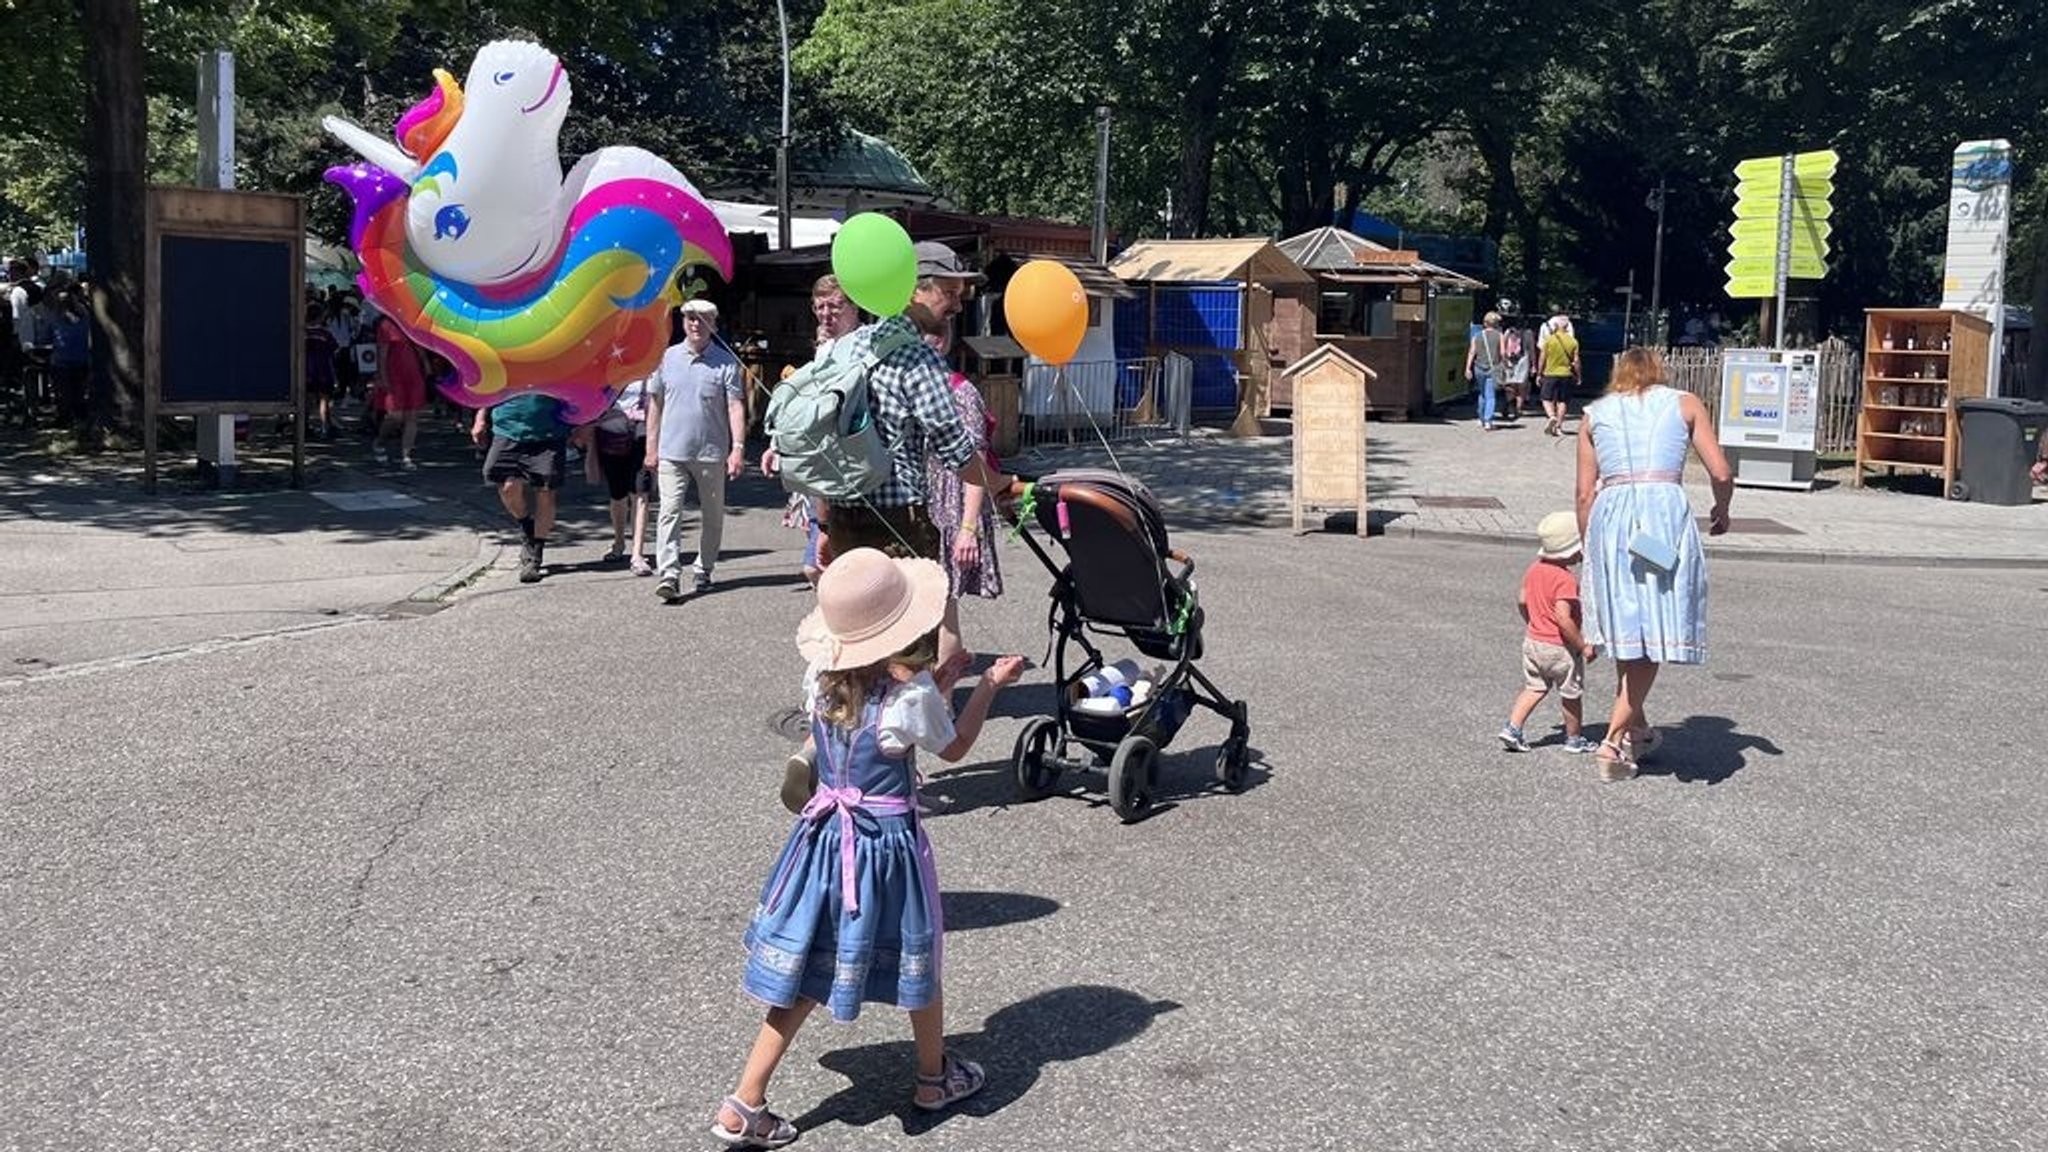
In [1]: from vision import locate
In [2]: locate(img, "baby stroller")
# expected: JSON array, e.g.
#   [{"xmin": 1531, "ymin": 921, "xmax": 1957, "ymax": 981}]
[{"xmin": 1007, "ymin": 469, "xmax": 1251, "ymax": 822}]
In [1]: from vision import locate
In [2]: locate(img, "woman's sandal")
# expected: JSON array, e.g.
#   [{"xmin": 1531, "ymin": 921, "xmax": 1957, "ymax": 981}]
[
  {"xmin": 709, "ymin": 1094, "xmax": 799, "ymax": 1149},
  {"xmin": 1596, "ymin": 739, "xmax": 1637, "ymax": 783},
  {"xmin": 913, "ymin": 1050, "xmax": 987, "ymax": 1112},
  {"xmin": 1626, "ymin": 726, "xmax": 1663, "ymax": 762}
]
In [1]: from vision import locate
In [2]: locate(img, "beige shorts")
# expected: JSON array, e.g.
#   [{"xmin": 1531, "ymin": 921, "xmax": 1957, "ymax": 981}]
[{"xmin": 1521, "ymin": 638, "xmax": 1584, "ymax": 699}]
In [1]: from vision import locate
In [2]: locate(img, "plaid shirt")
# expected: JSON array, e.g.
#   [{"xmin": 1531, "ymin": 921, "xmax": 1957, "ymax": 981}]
[{"xmin": 831, "ymin": 315, "xmax": 977, "ymax": 509}]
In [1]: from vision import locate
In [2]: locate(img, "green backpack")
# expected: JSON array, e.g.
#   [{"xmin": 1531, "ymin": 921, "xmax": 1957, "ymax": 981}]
[{"xmin": 765, "ymin": 325, "xmax": 918, "ymax": 500}]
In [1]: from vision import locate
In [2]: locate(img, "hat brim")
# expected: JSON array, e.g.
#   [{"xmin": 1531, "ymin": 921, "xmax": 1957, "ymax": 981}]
[
  {"xmin": 1538, "ymin": 539, "xmax": 1584, "ymax": 559},
  {"xmin": 917, "ymin": 266, "xmax": 986, "ymax": 285},
  {"xmin": 795, "ymin": 556, "xmax": 950, "ymax": 671}
]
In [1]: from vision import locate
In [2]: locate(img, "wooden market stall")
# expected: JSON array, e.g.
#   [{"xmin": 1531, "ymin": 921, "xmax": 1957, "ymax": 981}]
[
  {"xmin": 1275, "ymin": 226, "xmax": 1486, "ymax": 418},
  {"xmin": 1106, "ymin": 238, "xmax": 1317, "ymax": 425}
]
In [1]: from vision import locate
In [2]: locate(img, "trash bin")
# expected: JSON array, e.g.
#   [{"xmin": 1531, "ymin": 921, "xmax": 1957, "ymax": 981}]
[{"xmin": 1953, "ymin": 397, "xmax": 2048, "ymax": 505}]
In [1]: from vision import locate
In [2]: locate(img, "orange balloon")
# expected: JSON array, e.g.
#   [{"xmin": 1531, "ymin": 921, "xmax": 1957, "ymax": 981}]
[{"xmin": 1003, "ymin": 259, "xmax": 1089, "ymax": 364}]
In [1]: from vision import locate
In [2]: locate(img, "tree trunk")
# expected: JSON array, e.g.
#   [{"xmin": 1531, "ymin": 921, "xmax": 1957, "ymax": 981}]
[
  {"xmin": 1170, "ymin": 24, "xmax": 1236, "ymax": 239},
  {"xmin": 1469, "ymin": 114, "xmax": 1536, "ymax": 309},
  {"xmin": 81, "ymin": 0, "xmax": 147, "ymax": 438}
]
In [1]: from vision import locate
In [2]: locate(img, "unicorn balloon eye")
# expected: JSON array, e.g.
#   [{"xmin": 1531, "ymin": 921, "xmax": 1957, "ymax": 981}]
[{"xmin": 321, "ymin": 38, "xmax": 733, "ymax": 425}]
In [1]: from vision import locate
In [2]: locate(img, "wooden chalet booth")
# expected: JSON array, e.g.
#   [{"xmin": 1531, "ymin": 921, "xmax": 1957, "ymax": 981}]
[
  {"xmin": 1276, "ymin": 226, "xmax": 1485, "ymax": 419},
  {"xmin": 1108, "ymin": 239, "xmax": 1316, "ymax": 429}
]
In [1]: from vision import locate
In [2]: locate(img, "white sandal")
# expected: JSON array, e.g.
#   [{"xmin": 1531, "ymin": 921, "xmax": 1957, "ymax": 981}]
[{"xmin": 709, "ymin": 1094, "xmax": 798, "ymax": 1149}]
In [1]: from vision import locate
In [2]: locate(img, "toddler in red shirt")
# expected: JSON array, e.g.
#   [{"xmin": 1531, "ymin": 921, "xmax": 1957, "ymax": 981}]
[{"xmin": 1499, "ymin": 512, "xmax": 1598, "ymax": 753}]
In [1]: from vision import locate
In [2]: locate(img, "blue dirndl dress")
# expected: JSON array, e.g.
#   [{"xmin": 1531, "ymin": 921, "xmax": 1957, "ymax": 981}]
[
  {"xmin": 1583, "ymin": 386, "xmax": 1709, "ymax": 665},
  {"xmin": 741, "ymin": 697, "xmax": 942, "ymax": 1022}
]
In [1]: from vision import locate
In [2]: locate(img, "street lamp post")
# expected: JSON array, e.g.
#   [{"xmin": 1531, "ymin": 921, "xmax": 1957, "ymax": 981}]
[{"xmin": 774, "ymin": 0, "xmax": 792, "ymax": 253}]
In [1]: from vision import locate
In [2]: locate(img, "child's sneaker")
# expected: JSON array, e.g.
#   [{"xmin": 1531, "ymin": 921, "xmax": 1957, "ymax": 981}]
[
  {"xmin": 1562, "ymin": 735, "xmax": 1599, "ymax": 754},
  {"xmin": 1497, "ymin": 724, "xmax": 1530, "ymax": 752}
]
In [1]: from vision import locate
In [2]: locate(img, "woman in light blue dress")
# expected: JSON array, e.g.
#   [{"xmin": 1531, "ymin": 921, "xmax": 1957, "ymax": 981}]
[{"xmin": 1575, "ymin": 348, "xmax": 1734, "ymax": 781}]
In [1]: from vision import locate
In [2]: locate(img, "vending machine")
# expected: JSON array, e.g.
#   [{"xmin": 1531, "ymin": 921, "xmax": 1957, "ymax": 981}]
[{"xmin": 1717, "ymin": 348, "xmax": 1821, "ymax": 490}]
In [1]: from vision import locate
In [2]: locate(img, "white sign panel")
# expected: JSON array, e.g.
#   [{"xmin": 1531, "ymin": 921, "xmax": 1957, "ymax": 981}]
[{"xmin": 1940, "ymin": 139, "xmax": 2011, "ymax": 315}]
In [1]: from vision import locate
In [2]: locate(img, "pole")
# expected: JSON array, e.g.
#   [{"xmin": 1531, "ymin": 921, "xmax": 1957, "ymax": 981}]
[
  {"xmin": 196, "ymin": 49, "xmax": 238, "ymax": 486},
  {"xmin": 1091, "ymin": 105, "xmax": 1112, "ymax": 263},
  {"xmin": 1772, "ymin": 153, "xmax": 1793, "ymax": 348},
  {"xmin": 774, "ymin": 0, "xmax": 792, "ymax": 254},
  {"xmin": 1620, "ymin": 271, "xmax": 1635, "ymax": 346},
  {"xmin": 1648, "ymin": 177, "xmax": 1666, "ymax": 344}
]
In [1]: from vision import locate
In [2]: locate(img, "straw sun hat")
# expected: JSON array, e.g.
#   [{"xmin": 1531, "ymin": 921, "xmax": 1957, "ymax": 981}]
[
  {"xmin": 796, "ymin": 548, "xmax": 950, "ymax": 671},
  {"xmin": 1536, "ymin": 511, "xmax": 1583, "ymax": 560}
]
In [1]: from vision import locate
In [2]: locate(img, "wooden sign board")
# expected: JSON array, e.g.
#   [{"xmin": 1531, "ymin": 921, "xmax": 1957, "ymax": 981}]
[
  {"xmin": 143, "ymin": 186, "xmax": 307, "ymax": 492},
  {"xmin": 1285, "ymin": 344, "xmax": 1376, "ymax": 535}
]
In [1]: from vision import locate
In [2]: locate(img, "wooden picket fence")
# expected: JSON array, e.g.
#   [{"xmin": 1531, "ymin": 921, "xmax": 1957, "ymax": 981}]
[{"xmin": 1661, "ymin": 338, "xmax": 1861, "ymax": 456}]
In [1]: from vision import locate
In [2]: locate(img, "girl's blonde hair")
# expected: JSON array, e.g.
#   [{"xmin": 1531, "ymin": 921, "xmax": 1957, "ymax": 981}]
[
  {"xmin": 1607, "ymin": 347, "xmax": 1665, "ymax": 397},
  {"xmin": 813, "ymin": 628, "xmax": 940, "ymax": 730}
]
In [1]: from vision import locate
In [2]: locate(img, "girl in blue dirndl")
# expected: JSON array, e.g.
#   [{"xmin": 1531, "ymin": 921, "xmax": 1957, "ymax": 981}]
[{"xmin": 711, "ymin": 548, "xmax": 1026, "ymax": 1148}]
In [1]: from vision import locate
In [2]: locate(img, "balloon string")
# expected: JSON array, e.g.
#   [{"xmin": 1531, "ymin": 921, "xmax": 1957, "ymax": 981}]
[{"xmin": 1056, "ymin": 362, "xmax": 1127, "ymax": 481}]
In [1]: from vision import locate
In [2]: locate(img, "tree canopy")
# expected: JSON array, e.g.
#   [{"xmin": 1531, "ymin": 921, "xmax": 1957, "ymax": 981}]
[{"xmin": 16, "ymin": 0, "xmax": 2045, "ymax": 336}]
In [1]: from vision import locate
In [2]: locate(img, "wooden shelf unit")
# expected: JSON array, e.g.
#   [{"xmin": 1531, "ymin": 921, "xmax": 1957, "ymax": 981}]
[{"xmin": 1855, "ymin": 308, "xmax": 1993, "ymax": 495}]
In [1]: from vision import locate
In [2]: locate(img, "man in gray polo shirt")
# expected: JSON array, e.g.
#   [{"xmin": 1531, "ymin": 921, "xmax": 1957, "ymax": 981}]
[{"xmin": 644, "ymin": 297, "xmax": 745, "ymax": 602}]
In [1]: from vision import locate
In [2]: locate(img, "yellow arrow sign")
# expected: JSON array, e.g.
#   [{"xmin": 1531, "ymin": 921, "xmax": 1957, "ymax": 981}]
[
  {"xmin": 1726, "ymin": 254, "xmax": 1827, "ymax": 280},
  {"xmin": 1733, "ymin": 194, "xmax": 1836, "ymax": 220},
  {"xmin": 1725, "ymin": 275, "xmax": 1778, "ymax": 299},
  {"xmin": 1733, "ymin": 149, "xmax": 1841, "ymax": 181},
  {"xmin": 1735, "ymin": 172, "xmax": 1837, "ymax": 202},
  {"xmin": 1729, "ymin": 216, "xmax": 1833, "ymax": 244}
]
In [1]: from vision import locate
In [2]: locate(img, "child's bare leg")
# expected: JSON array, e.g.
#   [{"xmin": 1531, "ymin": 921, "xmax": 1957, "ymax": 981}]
[
  {"xmin": 1507, "ymin": 688, "xmax": 1548, "ymax": 729},
  {"xmin": 718, "ymin": 999, "xmax": 817, "ymax": 1131},
  {"xmin": 909, "ymin": 997, "xmax": 947, "ymax": 1103},
  {"xmin": 1562, "ymin": 694, "xmax": 1584, "ymax": 738}
]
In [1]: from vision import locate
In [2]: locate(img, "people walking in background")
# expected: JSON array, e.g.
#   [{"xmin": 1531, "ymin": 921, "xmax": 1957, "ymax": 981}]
[
  {"xmin": 713, "ymin": 548, "xmax": 1025, "ymax": 1147},
  {"xmin": 1535, "ymin": 314, "xmax": 1581, "ymax": 437},
  {"xmin": 303, "ymin": 302, "xmax": 339, "ymax": 439},
  {"xmin": 1575, "ymin": 347, "xmax": 1733, "ymax": 781},
  {"xmin": 473, "ymin": 393, "xmax": 574, "ymax": 584},
  {"xmin": 46, "ymin": 289, "xmax": 90, "ymax": 432},
  {"xmin": 906, "ymin": 301, "xmax": 1003, "ymax": 685},
  {"xmin": 645, "ymin": 297, "xmax": 745, "ymax": 603},
  {"xmin": 1499, "ymin": 512, "xmax": 1598, "ymax": 754},
  {"xmin": 1464, "ymin": 310, "xmax": 1509, "ymax": 431},
  {"xmin": 1501, "ymin": 318, "xmax": 1532, "ymax": 418},
  {"xmin": 592, "ymin": 372, "xmax": 654, "ymax": 575},
  {"xmin": 371, "ymin": 312, "xmax": 429, "ymax": 469}
]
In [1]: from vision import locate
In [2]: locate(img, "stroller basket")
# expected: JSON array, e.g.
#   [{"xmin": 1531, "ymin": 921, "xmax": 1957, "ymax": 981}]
[{"xmin": 1007, "ymin": 469, "xmax": 1250, "ymax": 822}]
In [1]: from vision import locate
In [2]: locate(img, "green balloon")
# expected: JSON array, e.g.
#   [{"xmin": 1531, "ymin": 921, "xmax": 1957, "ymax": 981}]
[{"xmin": 831, "ymin": 213, "xmax": 916, "ymax": 318}]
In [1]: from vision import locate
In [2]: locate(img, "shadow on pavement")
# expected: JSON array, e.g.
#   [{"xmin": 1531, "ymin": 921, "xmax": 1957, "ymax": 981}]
[
  {"xmin": 920, "ymin": 741, "xmax": 1272, "ymax": 820},
  {"xmin": 790, "ymin": 984, "xmax": 1181, "ymax": 1135},
  {"xmin": 940, "ymin": 890, "xmax": 1060, "ymax": 933},
  {"xmin": 1631, "ymin": 715, "xmax": 1784, "ymax": 785}
]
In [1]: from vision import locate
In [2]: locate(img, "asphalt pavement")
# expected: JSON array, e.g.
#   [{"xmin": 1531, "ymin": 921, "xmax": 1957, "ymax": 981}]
[{"xmin": 4, "ymin": 450, "xmax": 2047, "ymax": 1151}]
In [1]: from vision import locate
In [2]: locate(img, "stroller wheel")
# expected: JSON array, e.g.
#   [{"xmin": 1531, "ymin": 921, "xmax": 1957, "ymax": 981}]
[
  {"xmin": 1012, "ymin": 717, "xmax": 1062, "ymax": 801},
  {"xmin": 1214, "ymin": 701, "xmax": 1251, "ymax": 792},
  {"xmin": 1108, "ymin": 736, "xmax": 1157, "ymax": 823}
]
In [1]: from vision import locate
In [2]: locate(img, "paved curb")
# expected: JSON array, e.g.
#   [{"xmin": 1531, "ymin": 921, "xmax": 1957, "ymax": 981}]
[
  {"xmin": 1146, "ymin": 500, "xmax": 2048, "ymax": 571},
  {"xmin": 404, "ymin": 535, "xmax": 502, "ymax": 604}
]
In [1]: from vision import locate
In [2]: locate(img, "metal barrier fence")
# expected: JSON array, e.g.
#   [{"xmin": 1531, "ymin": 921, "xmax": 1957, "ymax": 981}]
[
  {"xmin": 1016, "ymin": 353, "xmax": 1193, "ymax": 450},
  {"xmin": 1661, "ymin": 339, "xmax": 1862, "ymax": 456}
]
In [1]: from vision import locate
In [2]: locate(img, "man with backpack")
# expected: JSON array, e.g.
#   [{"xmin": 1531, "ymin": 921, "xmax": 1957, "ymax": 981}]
[
  {"xmin": 645, "ymin": 297, "xmax": 746, "ymax": 603},
  {"xmin": 766, "ymin": 242, "xmax": 1011, "ymax": 569}
]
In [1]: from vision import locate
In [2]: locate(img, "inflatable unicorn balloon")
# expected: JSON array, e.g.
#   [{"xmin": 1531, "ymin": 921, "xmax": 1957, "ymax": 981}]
[{"xmin": 322, "ymin": 40, "xmax": 732, "ymax": 421}]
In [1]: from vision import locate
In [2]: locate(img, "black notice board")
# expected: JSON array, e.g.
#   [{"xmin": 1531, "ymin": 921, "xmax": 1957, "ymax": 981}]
[{"xmin": 159, "ymin": 233, "xmax": 295, "ymax": 407}]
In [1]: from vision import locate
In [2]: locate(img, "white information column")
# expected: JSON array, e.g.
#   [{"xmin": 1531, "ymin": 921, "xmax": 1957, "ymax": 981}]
[
  {"xmin": 1939, "ymin": 139, "xmax": 2012, "ymax": 397},
  {"xmin": 194, "ymin": 49, "xmax": 239, "ymax": 484},
  {"xmin": 1718, "ymin": 347, "xmax": 1820, "ymax": 490}
]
